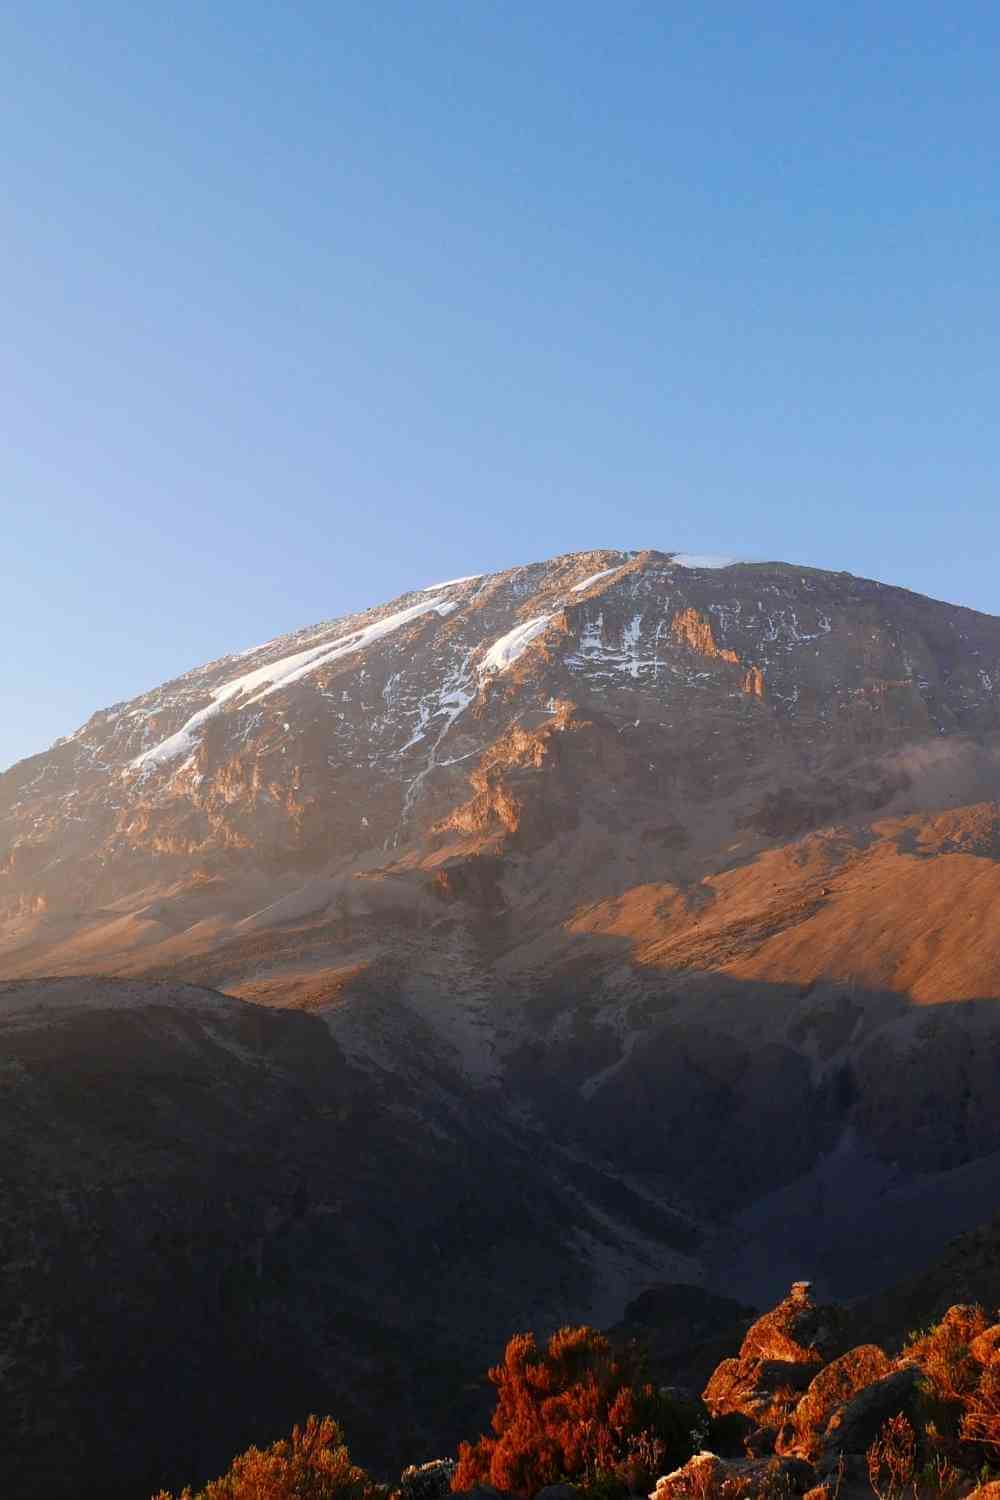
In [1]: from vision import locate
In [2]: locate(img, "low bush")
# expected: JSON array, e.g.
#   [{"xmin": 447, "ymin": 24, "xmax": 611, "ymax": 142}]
[
  {"xmin": 962, "ymin": 1357, "xmax": 1000, "ymax": 1464},
  {"xmin": 452, "ymin": 1326, "xmax": 696, "ymax": 1498},
  {"xmin": 906, "ymin": 1307, "xmax": 989, "ymax": 1406},
  {"xmin": 866, "ymin": 1413, "xmax": 917, "ymax": 1500},
  {"xmin": 151, "ymin": 1415, "xmax": 379, "ymax": 1500}
]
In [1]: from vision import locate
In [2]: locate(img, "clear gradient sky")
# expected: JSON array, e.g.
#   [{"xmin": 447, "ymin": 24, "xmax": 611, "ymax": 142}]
[{"xmin": 2, "ymin": 3, "xmax": 999, "ymax": 770}]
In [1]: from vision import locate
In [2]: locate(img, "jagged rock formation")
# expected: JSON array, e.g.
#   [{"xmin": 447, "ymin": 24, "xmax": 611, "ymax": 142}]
[
  {"xmin": 653, "ymin": 1280, "xmax": 1000, "ymax": 1500},
  {"xmin": 702, "ymin": 1282, "xmax": 846, "ymax": 1430}
]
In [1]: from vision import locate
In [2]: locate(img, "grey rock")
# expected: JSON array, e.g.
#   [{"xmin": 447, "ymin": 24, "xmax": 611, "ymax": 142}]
[
  {"xmin": 652, "ymin": 1453, "xmax": 815, "ymax": 1500},
  {"xmin": 401, "ymin": 1460, "xmax": 458, "ymax": 1500},
  {"xmin": 818, "ymin": 1366, "xmax": 923, "ymax": 1462}
]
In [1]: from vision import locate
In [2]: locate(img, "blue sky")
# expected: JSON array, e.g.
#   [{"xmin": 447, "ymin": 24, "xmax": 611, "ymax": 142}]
[{"xmin": 2, "ymin": 2, "xmax": 999, "ymax": 770}]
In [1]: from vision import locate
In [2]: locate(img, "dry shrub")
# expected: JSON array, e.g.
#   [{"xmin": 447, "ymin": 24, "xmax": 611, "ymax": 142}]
[
  {"xmin": 962, "ymin": 1355, "xmax": 1000, "ymax": 1463},
  {"xmin": 906, "ymin": 1307, "xmax": 989, "ymax": 1406},
  {"xmin": 656, "ymin": 1455, "xmax": 803, "ymax": 1500},
  {"xmin": 721, "ymin": 1458, "xmax": 798, "ymax": 1500},
  {"xmin": 866, "ymin": 1414, "xmax": 916, "ymax": 1500},
  {"xmin": 917, "ymin": 1452, "xmax": 964, "ymax": 1499},
  {"xmin": 906, "ymin": 1308, "xmax": 1000, "ymax": 1473},
  {"xmin": 754, "ymin": 1461, "xmax": 799, "ymax": 1500},
  {"xmin": 151, "ymin": 1415, "xmax": 377, "ymax": 1500},
  {"xmin": 452, "ymin": 1326, "xmax": 693, "ymax": 1498},
  {"xmin": 688, "ymin": 1457, "xmax": 727, "ymax": 1500}
]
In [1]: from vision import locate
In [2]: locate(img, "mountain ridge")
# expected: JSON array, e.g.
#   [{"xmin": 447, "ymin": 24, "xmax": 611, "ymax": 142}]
[{"xmin": 6, "ymin": 547, "xmax": 1000, "ymax": 1270}]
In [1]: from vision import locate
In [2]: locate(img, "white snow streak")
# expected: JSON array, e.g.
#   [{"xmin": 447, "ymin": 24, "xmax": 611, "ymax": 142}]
[
  {"xmin": 420, "ymin": 574, "xmax": 482, "ymax": 592},
  {"xmin": 133, "ymin": 598, "xmax": 453, "ymax": 769},
  {"xmin": 571, "ymin": 567, "xmax": 620, "ymax": 592},
  {"xmin": 398, "ymin": 655, "xmax": 476, "ymax": 832},
  {"xmin": 480, "ymin": 615, "xmax": 554, "ymax": 675},
  {"xmin": 671, "ymin": 553, "xmax": 741, "ymax": 569}
]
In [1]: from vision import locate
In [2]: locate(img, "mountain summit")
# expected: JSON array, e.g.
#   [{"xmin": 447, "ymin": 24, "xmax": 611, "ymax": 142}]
[{"xmin": 5, "ymin": 546, "xmax": 1000, "ymax": 948}]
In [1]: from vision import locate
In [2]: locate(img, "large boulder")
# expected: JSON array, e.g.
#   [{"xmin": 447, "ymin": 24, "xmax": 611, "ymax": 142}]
[
  {"xmin": 703, "ymin": 1283, "xmax": 845, "ymax": 1427},
  {"xmin": 401, "ymin": 1461, "xmax": 457, "ymax": 1500},
  {"xmin": 704, "ymin": 1356, "xmax": 816, "ymax": 1425},
  {"xmin": 739, "ymin": 1283, "xmax": 845, "ymax": 1366},
  {"xmin": 816, "ymin": 1367, "xmax": 923, "ymax": 1468},
  {"xmin": 651, "ymin": 1451, "xmax": 815, "ymax": 1500},
  {"xmin": 780, "ymin": 1345, "xmax": 892, "ymax": 1458}
]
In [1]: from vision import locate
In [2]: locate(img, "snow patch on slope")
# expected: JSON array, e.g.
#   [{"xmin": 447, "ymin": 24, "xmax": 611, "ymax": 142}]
[
  {"xmin": 480, "ymin": 615, "xmax": 554, "ymax": 675},
  {"xmin": 133, "ymin": 598, "xmax": 454, "ymax": 769},
  {"xmin": 397, "ymin": 653, "xmax": 477, "ymax": 832},
  {"xmin": 572, "ymin": 567, "xmax": 621, "ymax": 593},
  {"xmin": 420, "ymin": 575, "xmax": 482, "ymax": 592},
  {"xmin": 671, "ymin": 553, "xmax": 741, "ymax": 570}
]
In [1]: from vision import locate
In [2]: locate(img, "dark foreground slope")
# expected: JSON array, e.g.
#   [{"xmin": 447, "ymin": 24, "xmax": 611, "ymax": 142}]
[
  {"xmin": 5, "ymin": 975, "xmax": 1000, "ymax": 1500},
  {"xmin": 0, "ymin": 977, "xmax": 698, "ymax": 1500}
]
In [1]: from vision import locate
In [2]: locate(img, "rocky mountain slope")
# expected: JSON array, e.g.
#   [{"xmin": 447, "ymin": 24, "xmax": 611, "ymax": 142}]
[
  {"xmin": 7, "ymin": 546, "xmax": 1000, "ymax": 952},
  {"xmin": 5, "ymin": 548, "xmax": 1000, "ymax": 1495},
  {"xmin": 5, "ymin": 550, "xmax": 1000, "ymax": 1247}
]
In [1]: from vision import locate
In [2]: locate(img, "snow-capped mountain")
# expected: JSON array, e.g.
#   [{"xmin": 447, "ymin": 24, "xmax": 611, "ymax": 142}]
[
  {"xmin": 7, "ymin": 547, "xmax": 1000, "ymax": 1500},
  {"xmin": 6, "ymin": 545, "xmax": 1000, "ymax": 934},
  {"xmin": 6, "ymin": 544, "xmax": 1000, "ymax": 1244}
]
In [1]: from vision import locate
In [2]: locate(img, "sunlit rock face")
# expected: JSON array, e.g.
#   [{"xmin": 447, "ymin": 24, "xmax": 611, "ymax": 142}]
[{"xmin": 6, "ymin": 545, "xmax": 1000, "ymax": 939}]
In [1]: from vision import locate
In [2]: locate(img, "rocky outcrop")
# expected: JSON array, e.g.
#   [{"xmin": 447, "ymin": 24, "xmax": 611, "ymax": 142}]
[
  {"xmin": 400, "ymin": 1459, "xmax": 457, "ymax": 1500},
  {"xmin": 703, "ymin": 1284, "xmax": 846, "ymax": 1427},
  {"xmin": 739, "ymin": 1283, "xmax": 844, "ymax": 1366},
  {"xmin": 815, "ymin": 1367, "xmax": 923, "ymax": 1470},
  {"xmin": 780, "ymin": 1345, "xmax": 891, "ymax": 1458},
  {"xmin": 670, "ymin": 606, "xmax": 740, "ymax": 664},
  {"xmin": 650, "ymin": 1451, "xmax": 815, "ymax": 1500},
  {"xmin": 704, "ymin": 1357, "xmax": 816, "ymax": 1427},
  {"xmin": 673, "ymin": 1288, "xmax": 1000, "ymax": 1499}
]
